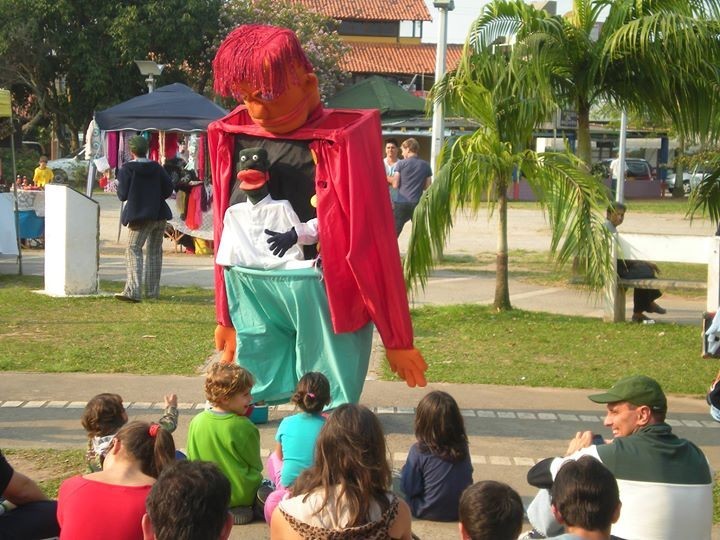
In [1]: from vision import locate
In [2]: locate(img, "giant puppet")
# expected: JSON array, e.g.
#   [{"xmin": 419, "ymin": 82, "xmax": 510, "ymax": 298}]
[{"xmin": 209, "ymin": 25, "xmax": 427, "ymax": 408}]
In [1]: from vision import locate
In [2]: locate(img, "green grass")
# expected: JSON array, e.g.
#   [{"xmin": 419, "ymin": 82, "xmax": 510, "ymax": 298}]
[
  {"xmin": 0, "ymin": 275, "xmax": 215, "ymax": 374},
  {"xmin": 1, "ymin": 270, "xmax": 712, "ymax": 395},
  {"xmin": 386, "ymin": 304, "xmax": 715, "ymax": 396},
  {"xmin": 4, "ymin": 449, "xmax": 85, "ymax": 498},
  {"xmin": 437, "ymin": 250, "xmax": 708, "ymax": 296}
]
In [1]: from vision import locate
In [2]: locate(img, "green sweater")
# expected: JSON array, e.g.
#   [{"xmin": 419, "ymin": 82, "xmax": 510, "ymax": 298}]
[{"xmin": 187, "ymin": 410, "xmax": 262, "ymax": 507}]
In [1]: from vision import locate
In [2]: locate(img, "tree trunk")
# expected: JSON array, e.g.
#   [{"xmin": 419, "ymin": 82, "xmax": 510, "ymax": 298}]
[
  {"xmin": 494, "ymin": 180, "xmax": 511, "ymax": 311},
  {"xmin": 576, "ymin": 100, "xmax": 592, "ymax": 167},
  {"xmin": 672, "ymin": 139, "xmax": 685, "ymax": 198}
]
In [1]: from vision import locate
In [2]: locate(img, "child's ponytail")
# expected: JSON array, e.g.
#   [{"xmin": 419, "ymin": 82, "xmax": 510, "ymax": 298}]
[{"xmin": 291, "ymin": 372, "xmax": 331, "ymax": 413}]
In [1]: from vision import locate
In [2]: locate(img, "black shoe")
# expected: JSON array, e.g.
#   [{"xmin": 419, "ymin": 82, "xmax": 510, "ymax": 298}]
[
  {"xmin": 114, "ymin": 293, "xmax": 140, "ymax": 303},
  {"xmin": 648, "ymin": 302, "xmax": 666, "ymax": 314}
]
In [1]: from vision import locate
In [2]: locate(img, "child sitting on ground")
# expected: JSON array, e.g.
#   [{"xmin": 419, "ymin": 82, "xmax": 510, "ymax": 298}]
[
  {"xmin": 186, "ymin": 362, "xmax": 264, "ymax": 525},
  {"xmin": 459, "ymin": 481, "xmax": 524, "ymax": 540},
  {"xmin": 264, "ymin": 372, "xmax": 331, "ymax": 523},
  {"xmin": 81, "ymin": 392, "xmax": 178, "ymax": 472},
  {"xmin": 549, "ymin": 456, "xmax": 621, "ymax": 540},
  {"xmin": 400, "ymin": 390, "xmax": 473, "ymax": 521}
]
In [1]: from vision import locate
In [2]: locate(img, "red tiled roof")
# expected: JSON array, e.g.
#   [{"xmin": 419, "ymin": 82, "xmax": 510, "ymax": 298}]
[
  {"xmin": 341, "ymin": 43, "xmax": 464, "ymax": 75},
  {"xmin": 291, "ymin": 0, "xmax": 431, "ymax": 21}
]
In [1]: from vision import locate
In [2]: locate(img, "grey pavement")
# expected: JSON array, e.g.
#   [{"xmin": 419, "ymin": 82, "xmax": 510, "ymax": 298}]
[{"xmin": 0, "ymin": 194, "xmax": 718, "ymax": 539}]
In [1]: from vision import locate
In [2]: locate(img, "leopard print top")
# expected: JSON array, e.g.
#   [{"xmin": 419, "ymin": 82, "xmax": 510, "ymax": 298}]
[{"xmin": 279, "ymin": 496, "xmax": 400, "ymax": 539}]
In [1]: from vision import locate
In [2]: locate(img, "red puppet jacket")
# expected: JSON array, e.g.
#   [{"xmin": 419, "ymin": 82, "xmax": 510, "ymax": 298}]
[{"xmin": 208, "ymin": 105, "xmax": 415, "ymax": 352}]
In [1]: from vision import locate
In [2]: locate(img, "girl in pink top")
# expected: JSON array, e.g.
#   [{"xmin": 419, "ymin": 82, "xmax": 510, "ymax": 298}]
[{"xmin": 57, "ymin": 420, "xmax": 175, "ymax": 540}]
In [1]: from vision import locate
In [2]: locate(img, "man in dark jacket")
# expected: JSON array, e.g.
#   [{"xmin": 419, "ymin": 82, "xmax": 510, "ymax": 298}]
[{"xmin": 116, "ymin": 135, "xmax": 173, "ymax": 302}]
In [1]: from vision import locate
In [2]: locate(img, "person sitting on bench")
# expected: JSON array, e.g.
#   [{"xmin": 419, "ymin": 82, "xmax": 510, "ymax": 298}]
[{"xmin": 605, "ymin": 203, "xmax": 666, "ymax": 323}]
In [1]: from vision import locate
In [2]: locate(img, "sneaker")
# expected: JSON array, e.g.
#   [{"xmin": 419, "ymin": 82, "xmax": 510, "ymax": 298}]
[
  {"xmin": 256, "ymin": 483, "xmax": 273, "ymax": 506},
  {"xmin": 114, "ymin": 293, "xmax": 140, "ymax": 303},
  {"xmin": 229, "ymin": 506, "xmax": 254, "ymax": 525},
  {"xmin": 648, "ymin": 302, "xmax": 667, "ymax": 314},
  {"xmin": 631, "ymin": 313, "xmax": 654, "ymax": 324}
]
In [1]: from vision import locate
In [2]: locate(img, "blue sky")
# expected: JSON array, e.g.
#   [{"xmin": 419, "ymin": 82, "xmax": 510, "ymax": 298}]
[{"xmin": 422, "ymin": 0, "xmax": 575, "ymax": 44}]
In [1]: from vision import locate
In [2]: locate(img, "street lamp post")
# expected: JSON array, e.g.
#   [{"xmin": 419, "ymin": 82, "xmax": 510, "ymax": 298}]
[
  {"xmin": 134, "ymin": 60, "xmax": 165, "ymax": 93},
  {"xmin": 430, "ymin": 0, "xmax": 454, "ymax": 176},
  {"xmin": 616, "ymin": 109, "xmax": 628, "ymax": 203}
]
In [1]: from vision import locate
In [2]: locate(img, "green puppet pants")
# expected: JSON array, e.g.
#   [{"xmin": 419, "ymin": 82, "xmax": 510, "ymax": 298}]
[{"xmin": 225, "ymin": 266, "xmax": 373, "ymax": 409}]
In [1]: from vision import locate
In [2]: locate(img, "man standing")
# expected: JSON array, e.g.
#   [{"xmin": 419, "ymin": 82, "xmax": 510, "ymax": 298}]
[
  {"xmin": 605, "ymin": 202, "xmax": 665, "ymax": 322},
  {"xmin": 116, "ymin": 135, "xmax": 173, "ymax": 302},
  {"xmin": 384, "ymin": 138, "xmax": 400, "ymax": 207},
  {"xmin": 391, "ymin": 138, "xmax": 432, "ymax": 237},
  {"xmin": 526, "ymin": 375, "xmax": 712, "ymax": 540}
]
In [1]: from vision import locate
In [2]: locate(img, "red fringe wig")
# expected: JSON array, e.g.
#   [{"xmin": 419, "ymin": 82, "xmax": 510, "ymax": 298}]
[{"xmin": 213, "ymin": 25, "xmax": 315, "ymax": 101}]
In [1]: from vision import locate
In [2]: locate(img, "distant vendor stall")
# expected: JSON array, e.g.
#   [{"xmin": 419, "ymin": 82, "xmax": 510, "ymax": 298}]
[
  {"xmin": 94, "ymin": 83, "xmax": 226, "ymax": 252},
  {"xmin": 15, "ymin": 189, "xmax": 45, "ymax": 245}
]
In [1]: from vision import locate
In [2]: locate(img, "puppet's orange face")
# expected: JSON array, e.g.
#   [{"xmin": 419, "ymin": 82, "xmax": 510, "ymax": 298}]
[{"xmin": 237, "ymin": 62, "xmax": 320, "ymax": 134}]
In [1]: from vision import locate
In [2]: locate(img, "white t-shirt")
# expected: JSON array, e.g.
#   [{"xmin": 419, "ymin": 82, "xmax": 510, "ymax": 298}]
[{"xmin": 216, "ymin": 194, "xmax": 317, "ymax": 270}]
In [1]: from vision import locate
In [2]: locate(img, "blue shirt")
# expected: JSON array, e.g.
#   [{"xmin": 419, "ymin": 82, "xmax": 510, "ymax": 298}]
[
  {"xmin": 395, "ymin": 156, "xmax": 432, "ymax": 204},
  {"xmin": 276, "ymin": 412, "xmax": 325, "ymax": 487},
  {"xmin": 400, "ymin": 442, "xmax": 473, "ymax": 521}
]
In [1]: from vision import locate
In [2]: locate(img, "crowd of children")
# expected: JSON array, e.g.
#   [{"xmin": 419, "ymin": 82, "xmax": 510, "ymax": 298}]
[{"xmin": 0, "ymin": 361, "xmax": 662, "ymax": 540}]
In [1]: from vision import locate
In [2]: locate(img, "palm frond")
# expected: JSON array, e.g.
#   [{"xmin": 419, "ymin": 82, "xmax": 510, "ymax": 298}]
[{"xmin": 688, "ymin": 169, "xmax": 720, "ymax": 226}]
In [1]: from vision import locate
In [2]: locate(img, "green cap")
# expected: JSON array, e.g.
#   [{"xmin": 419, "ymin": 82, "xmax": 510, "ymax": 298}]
[
  {"xmin": 588, "ymin": 375, "xmax": 667, "ymax": 412},
  {"xmin": 128, "ymin": 135, "xmax": 148, "ymax": 156}
]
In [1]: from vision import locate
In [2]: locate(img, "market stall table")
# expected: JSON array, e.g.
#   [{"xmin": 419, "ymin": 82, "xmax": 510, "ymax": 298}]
[{"xmin": 15, "ymin": 189, "xmax": 45, "ymax": 246}]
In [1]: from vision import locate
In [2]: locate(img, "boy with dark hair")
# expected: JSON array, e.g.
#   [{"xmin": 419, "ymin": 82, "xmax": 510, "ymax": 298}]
[
  {"xmin": 142, "ymin": 460, "xmax": 233, "ymax": 540},
  {"xmin": 550, "ymin": 456, "xmax": 621, "ymax": 539},
  {"xmin": 458, "ymin": 480, "xmax": 523, "ymax": 540}
]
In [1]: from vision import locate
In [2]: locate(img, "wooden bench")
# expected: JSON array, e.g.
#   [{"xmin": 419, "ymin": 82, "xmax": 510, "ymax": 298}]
[{"xmin": 605, "ymin": 233, "xmax": 720, "ymax": 322}]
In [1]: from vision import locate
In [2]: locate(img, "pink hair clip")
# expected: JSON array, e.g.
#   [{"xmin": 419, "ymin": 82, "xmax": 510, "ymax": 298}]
[
  {"xmin": 148, "ymin": 424, "xmax": 160, "ymax": 438},
  {"xmin": 307, "ymin": 392, "xmax": 316, "ymax": 399}
]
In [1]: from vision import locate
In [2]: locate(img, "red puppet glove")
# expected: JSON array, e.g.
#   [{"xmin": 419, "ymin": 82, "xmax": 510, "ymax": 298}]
[
  {"xmin": 214, "ymin": 324, "xmax": 237, "ymax": 364},
  {"xmin": 386, "ymin": 348, "xmax": 428, "ymax": 388}
]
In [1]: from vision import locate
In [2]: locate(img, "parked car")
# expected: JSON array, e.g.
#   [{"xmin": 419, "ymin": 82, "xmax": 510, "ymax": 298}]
[
  {"xmin": 664, "ymin": 171, "xmax": 692, "ymax": 194},
  {"xmin": 47, "ymin": 149, "xmax": 89, "ymax": 184},
  {"xmin": 600, "ymin": 158, "xmax": 654, "ymax": 181},
  {"xmin": 665, "ymin": 165, "xmax": 714, "ymax": 195}
]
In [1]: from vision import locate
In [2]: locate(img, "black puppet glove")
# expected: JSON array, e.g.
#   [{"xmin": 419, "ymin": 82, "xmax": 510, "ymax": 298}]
[{"xmin": 265, "ymin": 228, "xmax": 299, "ymax": 257}]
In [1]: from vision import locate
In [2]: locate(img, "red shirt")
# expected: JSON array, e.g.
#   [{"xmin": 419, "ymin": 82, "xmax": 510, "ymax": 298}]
[{"xmin": 57, "ymin": 475, "xmax": 151, "ymax": 540}]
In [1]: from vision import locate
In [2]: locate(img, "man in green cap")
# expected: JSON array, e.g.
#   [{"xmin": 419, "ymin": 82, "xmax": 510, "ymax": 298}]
[
  {"xmin": 525, "ymin": 374, "xmax": 712, "ymax": 540},
  {"xmin": 116, "ymin": 135, "xmax": 173, "ymax": 302}
]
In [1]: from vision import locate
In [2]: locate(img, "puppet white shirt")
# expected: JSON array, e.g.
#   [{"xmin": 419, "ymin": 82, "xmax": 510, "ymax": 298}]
[{"xmin": 216, "ymin": 194, "xmax": 317, "ymax": 270}]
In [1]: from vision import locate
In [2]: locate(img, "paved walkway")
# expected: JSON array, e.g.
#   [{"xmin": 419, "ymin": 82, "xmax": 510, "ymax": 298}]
[{"xmin": 0, "ymin": 195, "xmax": 717, "ymax": 539}]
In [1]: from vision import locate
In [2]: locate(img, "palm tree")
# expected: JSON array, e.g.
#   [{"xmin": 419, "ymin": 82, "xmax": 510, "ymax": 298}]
[
  {"xmin": 405, "ymin": 47, "xmax": 613, "ymax": 310},
  {"xmin": 467, "ymin": 0, "xmax": 720, "ymax": 168}
]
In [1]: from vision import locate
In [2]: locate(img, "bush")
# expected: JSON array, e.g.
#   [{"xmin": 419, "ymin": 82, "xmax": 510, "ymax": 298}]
[{"xmin": 0, "ymin": 147, "xmax": 41, "ymax": 183}]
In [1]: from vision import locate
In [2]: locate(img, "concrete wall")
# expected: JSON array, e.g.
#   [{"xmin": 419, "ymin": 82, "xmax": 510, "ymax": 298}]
[{"xmin": 44, "ymin": 185, "xmax": 99, "ymax": 296}]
